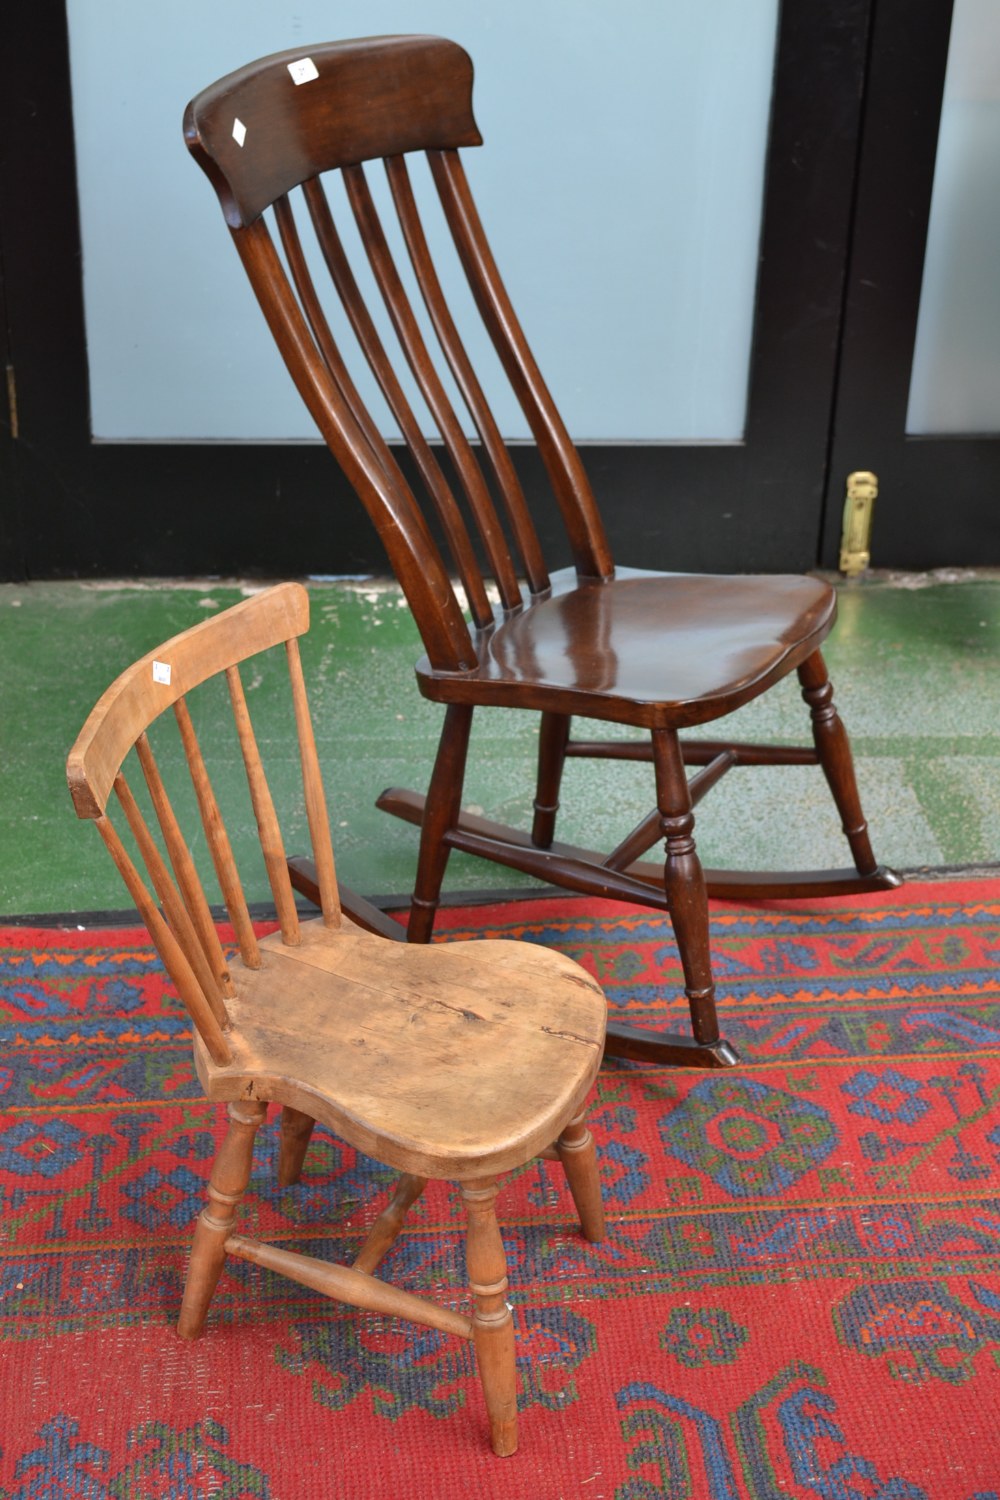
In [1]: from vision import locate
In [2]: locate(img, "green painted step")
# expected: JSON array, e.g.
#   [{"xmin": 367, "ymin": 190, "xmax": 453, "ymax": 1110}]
[{"xmin": 1, "ymin": 574, "xmax": 997, "ymax": 916}]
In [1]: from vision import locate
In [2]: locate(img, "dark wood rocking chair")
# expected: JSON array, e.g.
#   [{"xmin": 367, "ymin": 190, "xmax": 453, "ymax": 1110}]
[
  {"xmin": 183, "ymin": 37, "xmax": 899, "ymax": 1072},
  {"xmin": 66, "ymin": 582, "xmax": 606, "ymax": 1457}
]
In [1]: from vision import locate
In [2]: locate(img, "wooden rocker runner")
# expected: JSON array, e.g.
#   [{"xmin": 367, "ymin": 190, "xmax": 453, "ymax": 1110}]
[
  {"xmin": 66, "ymin": 584, "xmax": 607, "ymax": 1457},
  {"xmin": 183, "ymin": 37, "xmax": 899, "ymax": 1072}
]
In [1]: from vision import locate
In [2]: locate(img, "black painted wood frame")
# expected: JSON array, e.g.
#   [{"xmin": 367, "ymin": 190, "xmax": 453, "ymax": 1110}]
[
  {"xmin": 1, "ymin": 1, "xmax": 876, "ymax": 583},
  {"xmin": 823, "ymin": 0, "xmax": 999, "ymax": 569}
]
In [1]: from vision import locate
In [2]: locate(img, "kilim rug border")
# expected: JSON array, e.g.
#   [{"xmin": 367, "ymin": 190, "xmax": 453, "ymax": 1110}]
[{"xmin": 1, "ymin": 879, "xmax": 998, "ymax": 1498}]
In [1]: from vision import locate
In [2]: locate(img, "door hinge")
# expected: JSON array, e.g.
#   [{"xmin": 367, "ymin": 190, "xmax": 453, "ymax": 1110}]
[
  {"xmin": 839, "ymin": 470, "xmax": 878, "ymax": 576},
  {"xmin": 5, "ymin": 363, "xmax": 18, "ymax": 440}
]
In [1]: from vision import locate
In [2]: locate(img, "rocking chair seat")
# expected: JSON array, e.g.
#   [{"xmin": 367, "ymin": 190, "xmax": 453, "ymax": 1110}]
[
  {"xmin": 416, "ymin": 567, "xmax": 837, "ymax": 728},
  {"xmin": 197, "ymin": 918, "xmax": 605, "ymax": 1179}
]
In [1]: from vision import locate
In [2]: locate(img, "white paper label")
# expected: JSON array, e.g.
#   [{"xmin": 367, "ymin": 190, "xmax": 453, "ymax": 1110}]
[
  {"xmin": 232, "ymin": 117, "xmax": 247, "ymax": 148},
  {"xmin": 287, "ymin": 57, "xmax": 319, "ymax": 86},
  {"xmin": 152, "ymin": 660, "xmax": 172, "ymax": 685}
]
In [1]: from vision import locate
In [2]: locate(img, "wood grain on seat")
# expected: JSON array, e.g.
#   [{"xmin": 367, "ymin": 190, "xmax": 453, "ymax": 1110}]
[{"xmin": 203, "ymin": 920, "xmax": 604, "ymax": 1178}]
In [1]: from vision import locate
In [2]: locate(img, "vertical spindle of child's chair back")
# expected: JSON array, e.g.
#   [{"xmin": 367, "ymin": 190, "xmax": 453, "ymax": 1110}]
[{"xmin": 66, "ymin": 583, "xmax": 339, "ymax": 1068}]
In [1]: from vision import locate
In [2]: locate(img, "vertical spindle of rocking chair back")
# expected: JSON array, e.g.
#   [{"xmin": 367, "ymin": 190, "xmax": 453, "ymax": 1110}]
[
  {"xmin": 183, "ymin": 37, "xmax": 898, "ymax": 1070},
  {"xmin": 66, "ymin": 584, "xmax": 607, "ymax": 1458}
]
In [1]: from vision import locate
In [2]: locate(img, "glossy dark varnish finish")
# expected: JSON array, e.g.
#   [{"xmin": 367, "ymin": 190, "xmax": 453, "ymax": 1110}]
[{"xmin": 185, "ymin": 37, "xmax": 899, "ymax": 1068}]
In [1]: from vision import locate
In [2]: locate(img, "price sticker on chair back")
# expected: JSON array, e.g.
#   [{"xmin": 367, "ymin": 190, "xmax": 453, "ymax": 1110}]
[{"xmin": 287, "ymin": 57, "xmax": 319, "ymax": 86}]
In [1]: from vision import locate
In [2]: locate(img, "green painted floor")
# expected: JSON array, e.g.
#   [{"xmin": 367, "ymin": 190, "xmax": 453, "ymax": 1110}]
[{"xmin": 1, "ymin": 573, "xmax": 998, "ymax": 917}]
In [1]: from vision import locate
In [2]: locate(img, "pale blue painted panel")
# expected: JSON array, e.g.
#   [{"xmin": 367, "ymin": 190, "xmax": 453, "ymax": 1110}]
[
  {"xmin": 907, "ymin": 0, "xmax": 1000, "ymax": 435},
  {"xmin": 66, "ymin": 0, "xmax": 777, "ymax": 441}
]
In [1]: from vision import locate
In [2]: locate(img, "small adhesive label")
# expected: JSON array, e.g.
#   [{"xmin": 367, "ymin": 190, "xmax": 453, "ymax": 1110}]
[
  {"xmin": 232, "ymin": 117, "xmax": 247, "ymax": 148},
  {"xmin": 287, "ymin": 57, "xmax": 319, "ymax": 85},
  {"xmin": 152, "ymin": 660, "xmax": 172, "ymax": 685}
]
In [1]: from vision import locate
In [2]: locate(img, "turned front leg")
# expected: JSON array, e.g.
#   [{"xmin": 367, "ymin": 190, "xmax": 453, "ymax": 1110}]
[
  {"xmin": 531, "ymin": 712, "xmax": 571, "ymax": 848},
  {"xmin": 798, "ymin": 651, "xmax": 878, "ymax": 875},
  {"xmin": 408, "ymin": 705, "xmax": 474, "ymax": 944},
  {"xmin": 177, "ymin": 1098, "xmax": 266, "ymax": 1340},
  {"xmin": 652, "ymin": 729, "xmax": 720, "ymax": 1046},
  {"xmin": 462, "ymin": 1180, "xmax": 518, "ymax": 1457},
  {"xmin": 555, "ymin": 1112, "xmax": 605, "ymax": 1243}
]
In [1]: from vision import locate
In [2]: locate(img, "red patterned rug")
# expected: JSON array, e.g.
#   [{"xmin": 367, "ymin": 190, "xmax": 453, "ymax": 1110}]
[{"xmin": 2, "ymin": 879, "xmax": 999, "ymax": 1498}]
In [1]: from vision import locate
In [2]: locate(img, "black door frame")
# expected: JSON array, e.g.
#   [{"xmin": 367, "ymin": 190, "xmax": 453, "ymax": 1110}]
[
  {"xmin": 822, "ymin": 0, "xmax": 998, "ymax": 569},
  {"xmin": 2, "ymin": 1, "xmax": 877, "ymax": 583}
]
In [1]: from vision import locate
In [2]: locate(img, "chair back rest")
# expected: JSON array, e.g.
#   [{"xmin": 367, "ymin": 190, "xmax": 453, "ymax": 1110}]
[
  {"xmin": 66, "ymin": 584, "xmax": 339, "ymax": 1067},
  {"xmin": 184, "ymin": 36, "xmax": 614, "ymax": 672}
]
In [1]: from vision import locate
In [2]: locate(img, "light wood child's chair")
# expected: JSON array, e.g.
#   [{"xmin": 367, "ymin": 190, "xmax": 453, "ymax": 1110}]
[{"xmin": 66, "ymin": 583, "xmax": 606, "ymax": 1458}]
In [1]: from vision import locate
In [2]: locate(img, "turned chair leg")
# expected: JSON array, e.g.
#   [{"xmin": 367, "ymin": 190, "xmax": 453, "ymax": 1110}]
[
  {"xmin": 531, "ymin": 712, "xmax": 571, "ymax": 849},
  {"xmin": 462, "ymin": 1180, "xmax": 518, "ymax": 1457},
  {"xmin": 408, "ymin": 704, "xmax": 474, "ymax": 944},
  {"xmin": 178, "ymin": 1099, "xmax": 267, "ymax": 1340},
  {"xmin": 353, "ymin": 1173, "xmax": 427, "ymax": 1275},
  {"xmin": 277, "ymin": 1105, "xmax": 316, "ymax": 1187},
  {"xmin": 652, "ymin": 728, "xmax": 721, "ymax": 1047},
  {"xmin": 555, "ymin": 1112, "xmax": 605, "ymax": 1243},
  {"xmin": 798, "ymin": 650, "xmax": 879, "ymax": 876}
]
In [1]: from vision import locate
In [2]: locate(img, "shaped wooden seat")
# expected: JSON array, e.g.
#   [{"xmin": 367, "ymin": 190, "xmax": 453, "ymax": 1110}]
[
  {"xmin": 183, "ymin": 36, "xmax": 899, "ymax": 1072},
  {"xmin": 66, "ymin": 583, "xmax": 606, "ymax": 1458},
  {"xmin": 411, "ymin": 569, "xmax": 836, "ymax": 719}
]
